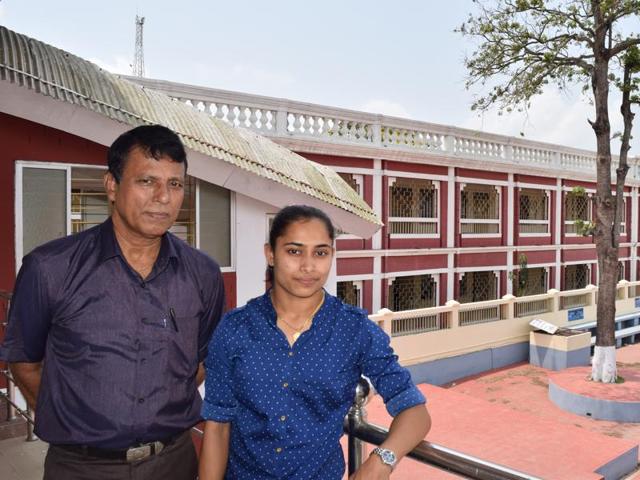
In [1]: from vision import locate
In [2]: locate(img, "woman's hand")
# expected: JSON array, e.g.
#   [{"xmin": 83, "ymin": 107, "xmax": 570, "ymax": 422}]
[{"xmin": 349, "ymin": 455, "xmax": 392, "ymax": 480}]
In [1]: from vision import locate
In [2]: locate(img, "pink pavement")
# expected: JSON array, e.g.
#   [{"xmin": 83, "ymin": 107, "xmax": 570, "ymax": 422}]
[
  {"xmin": 550, "ymin": 367, "xmax": 640, "ymax": 402},
  {"xmin": 340, "ymin": 343, "xmax": 640, "ymax": 479}
]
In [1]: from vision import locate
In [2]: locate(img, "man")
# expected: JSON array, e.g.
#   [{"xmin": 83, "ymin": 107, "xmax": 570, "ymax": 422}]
[{"xmin": 0, "ymin": 125, "xmax": 225, "ymax": 480}]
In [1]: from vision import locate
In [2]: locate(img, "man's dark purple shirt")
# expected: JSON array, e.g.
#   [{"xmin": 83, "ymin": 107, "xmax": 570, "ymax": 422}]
[{"xmin": 0, "ymin": 218, "xmax": 225, "ymax": 448}]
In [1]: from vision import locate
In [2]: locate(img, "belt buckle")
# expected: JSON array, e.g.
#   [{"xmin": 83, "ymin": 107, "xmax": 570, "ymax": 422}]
[{"xmin": 126, "ymin": 445, "xmax": 151, "ymax": 462}]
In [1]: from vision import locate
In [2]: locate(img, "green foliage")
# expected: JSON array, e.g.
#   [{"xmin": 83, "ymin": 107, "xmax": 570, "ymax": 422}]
[
  {"xmin": 574, "ymin": 218, "xmax": 596, "ymax": 236},
  {"xmin": 570, "ymin": 185, "xmax": 587, "ymax": 197},
  {"xmin": 457, "ymin": 0, "xmax": 640, "ymax": 113},
  {"xmin": 509, "ymin": 254, "xmax": 530, "ymax": 296}
]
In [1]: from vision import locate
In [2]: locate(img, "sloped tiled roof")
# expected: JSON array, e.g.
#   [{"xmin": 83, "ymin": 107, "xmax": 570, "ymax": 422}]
[{"xmin": 0, "ymin": 26, "xmax": 381, "ymax": 230}]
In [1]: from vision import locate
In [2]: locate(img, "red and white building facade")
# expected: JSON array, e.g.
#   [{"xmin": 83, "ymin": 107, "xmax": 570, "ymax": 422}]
[{"xmin": 131, "ymin": 78, "xmax": 640, "ymax": 314}]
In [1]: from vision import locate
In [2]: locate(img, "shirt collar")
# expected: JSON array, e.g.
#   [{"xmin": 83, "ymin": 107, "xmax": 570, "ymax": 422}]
[
  {"xmin": 97, "ymin": 217, "xmax": 180, "ymax": 266},
  {"xmin": 260, "ymin": 288, "xmax": 333, "ymax": 331}
]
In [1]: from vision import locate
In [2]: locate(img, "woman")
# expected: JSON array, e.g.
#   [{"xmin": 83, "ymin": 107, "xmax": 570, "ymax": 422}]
[{"xmin": 199, "ymin": 205, "xmax": 430, "ymax": 479}]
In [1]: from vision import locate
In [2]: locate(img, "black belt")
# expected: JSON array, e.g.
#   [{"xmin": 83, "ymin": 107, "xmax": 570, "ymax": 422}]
[{"xmin": 55, "ymin": 432, "xmax": 183, "ymax": 462}]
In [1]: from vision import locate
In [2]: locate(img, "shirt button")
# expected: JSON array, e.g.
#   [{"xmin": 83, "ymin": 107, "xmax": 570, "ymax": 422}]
[
  {"xmin": 275, "ymin": 447, "xmax": 282, "ymax": 453},
  {"xmin": 138, "ymin": 398, "xmax": 145, "ymax": 404},
  {"xmin": 288, "ymin": 351, "xmax": 294, "ymax": 357},
  {"xmin": 280, "ymin": 415, "xmax": 286, "ymax": 421},
  {"xmin": 282, "ymin": 382, "xmax": 289, "ymax": 388}
]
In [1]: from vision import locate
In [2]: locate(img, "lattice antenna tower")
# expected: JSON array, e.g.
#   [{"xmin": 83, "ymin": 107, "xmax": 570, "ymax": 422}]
[{"xmin": 132, "ymin": 15, "xmax": 145, "ymax": 77}]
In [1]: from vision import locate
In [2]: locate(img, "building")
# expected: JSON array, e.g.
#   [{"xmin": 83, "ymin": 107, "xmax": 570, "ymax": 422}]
[{"xmin": 128, "ymin": 77, "xmax": 640, "ymax": 312}]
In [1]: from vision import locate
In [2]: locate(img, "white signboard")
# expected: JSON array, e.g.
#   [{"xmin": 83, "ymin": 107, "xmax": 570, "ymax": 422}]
[{"xmin": 529, "ymin": 318, "xmax": 559, "ymax": 334}]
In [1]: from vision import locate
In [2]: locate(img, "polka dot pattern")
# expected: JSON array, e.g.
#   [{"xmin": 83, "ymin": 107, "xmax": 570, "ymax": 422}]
[{"xmin": 202, "ymin": 290, "xmax": 426, "ymax": 479}]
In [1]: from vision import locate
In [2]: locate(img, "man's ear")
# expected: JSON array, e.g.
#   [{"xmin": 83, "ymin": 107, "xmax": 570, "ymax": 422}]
[{"xmin": 104, "ymin": 172, "xmax": 118, "ymax": 203}]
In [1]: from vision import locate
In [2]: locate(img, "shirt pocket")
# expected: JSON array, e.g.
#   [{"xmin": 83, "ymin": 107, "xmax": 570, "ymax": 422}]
[{"xmin": 166, "ymin": 312, "xmax": 200, "ymax": 380}]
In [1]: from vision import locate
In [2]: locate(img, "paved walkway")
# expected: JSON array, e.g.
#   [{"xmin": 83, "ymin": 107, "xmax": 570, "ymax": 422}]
[
  {"xmin": 3, "ymin": 343, "xmax": 640, "ymax": 479},
  {"xmin": 356, "ymin": 342, "xmax": 640, "ymax": 479}
]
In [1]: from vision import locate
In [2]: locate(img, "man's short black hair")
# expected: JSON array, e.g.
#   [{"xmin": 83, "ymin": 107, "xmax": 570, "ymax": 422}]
[{"xmin": 107, "ymin": 124, "xmax": 188, "ymax": 182}]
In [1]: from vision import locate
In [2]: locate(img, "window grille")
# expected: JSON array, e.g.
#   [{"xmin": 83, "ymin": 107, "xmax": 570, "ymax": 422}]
[
  {"xmin": 460, "ymin": 185, "xmax": 500, "ymax": 234},
  {"xmin": 518, "ymin": 189, "xmax": 549, "ymax": 234},
  {"xmin": 564, "ymin": 264, "xmax": 589, "ymax": 290},
  {"xmin": 564, "ymin": 192, "xmax": 590, "ymax": 234},
  {"xmin": 513, "ymin": 267, "xmax": 548, "ymax": 296},
  {"xmin": 458, "ymin": 271, "xmax": 498, "ymax": 303},
  {"xmin": 388, "ymin": 178, "xmax": 438, "ymax": 235},
  {"xmin": 71, "ymin": 167, "xmax": 110, "ymax": 234},
  {"xmin": 388, "ymin": 275, "xmax": 436, "ymax": 311},
  {"xmin": 337, "ymin": 281, "xmax": 361, "ymax": 307}
]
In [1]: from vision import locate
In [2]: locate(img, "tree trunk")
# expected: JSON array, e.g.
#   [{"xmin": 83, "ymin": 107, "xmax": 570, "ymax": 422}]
[{"xmin": 590, "ymin": 2, "xmax": 617, "ymax": 383}]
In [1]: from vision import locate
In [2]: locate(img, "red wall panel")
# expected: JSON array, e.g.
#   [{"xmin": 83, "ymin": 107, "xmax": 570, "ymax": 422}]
[
  {"xmin": 0, "ymin": 113, "xmax": 107, "ymax": 291},
  {"xmin": 562, "ymin": 248, "xmax": 597, "ymax": 263},
  {"xmin": 385, "ymin": 254, "xmax": 447, "ymax": 272},
  {"xmin": 458, "ymin": 251, "xmax": 507, "ymax": 268},
  {"xmin": 337, "ymin": 257, "xmax": 374, "ymax": 276}
]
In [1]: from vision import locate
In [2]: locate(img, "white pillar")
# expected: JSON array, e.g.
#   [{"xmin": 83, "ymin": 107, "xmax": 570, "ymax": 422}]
[
  {"xmin": 447, "ymin": 166, "xmax": 455, "ymax": 248},
  {"xmin": 372, "ymin": 256, "xmax": 382, "ymax": 312},
  {"xmin": 555, "ymin": 178, "xmax": 563, "ymax": 289},
  {"xmin": 631, "ymin": 187, "xmax": 638, "ymax": 281},
  {"xmin": 372, "ymin": 159, "xmax": 382, "ymax": 250},
  {"xmin": 506, "ymin": 174, "xmax": 515, "ymax": 295},
  {"xmin": 447, "ymin": 253, "xmax": 455, "ymax": 301},
  {"xmin": 507, "ymin": 174, "xmax": 514, "ymax": 247},
  {"xmin": 372, "ymin": 158, "xmax": 383, "ymax": 310}
]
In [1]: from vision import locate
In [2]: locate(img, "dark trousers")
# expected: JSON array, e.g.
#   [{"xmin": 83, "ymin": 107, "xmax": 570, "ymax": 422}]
[{"xmin": 43, "ymin": 431, "xmax": 198, "ymax": 480}]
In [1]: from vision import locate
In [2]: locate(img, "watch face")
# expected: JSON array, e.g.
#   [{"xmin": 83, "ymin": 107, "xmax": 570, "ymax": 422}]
[
  {"xmin": 381, "ymin": 450, "xmax": 396, "ymax": 464},
  {"xmin": 374, "ymin": 448, "xmax": 396, "ymax": 466}
]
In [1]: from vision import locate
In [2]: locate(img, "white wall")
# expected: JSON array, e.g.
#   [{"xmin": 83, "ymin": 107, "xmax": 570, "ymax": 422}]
[{"xmin": 235, "ymin": 194, "xmax": 275, "ymax": 306}]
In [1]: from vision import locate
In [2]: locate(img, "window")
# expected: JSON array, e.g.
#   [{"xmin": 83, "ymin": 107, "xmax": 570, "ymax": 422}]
[
  {"xmin": 388, "ymin": 178, "xmax": 438, "ymax": 236},
  {"xmin": 17, "ymin": 162, "xmax": 232, "ymax": 268},
  {"xmin": 337, "ymin": 281, "xmax": 362, "ymax": 307},
  {"xmin": 564, "ymin": 264, "xmax": 590, "ymax": 290},
  {"xmin": 564, "ymin": 191, "xmax": 591, "ymax": 234},
  {"xmin": 618, "ymin": 261, "xmax": 626, "ymax": 282},
  {"xmin": 71, "ymin": 168, "xmax": 110, "ymax": 234},
  {"xmin": 459, "ymin": 271, "xmax": 498, "ymax": 303},
  {"xmin": 169, "ymin": 176, "xmax": 196, "ymax": 245},
  {"xmin": 616, "ymin": 196, "xmax": 627, "ymax": 235},
  {"xmin": 460, "ymin": 184, "xmax": 500, "ymax": 235},
  {"xmin": 387, "ymin": 274, "xmax": 437, "ymax": 311},
  {"xmin": 513, "ymin": 267, "xmax": 548, "ymax": 296},
  {"xmin": 519, "ymin": 189, "xmax": 549, "ymax": 235}
]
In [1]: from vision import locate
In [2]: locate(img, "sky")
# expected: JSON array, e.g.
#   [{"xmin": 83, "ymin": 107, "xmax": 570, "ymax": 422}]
[{"xmin": 1, "ymin": 0, "xmax": 638, "ymax": 153}]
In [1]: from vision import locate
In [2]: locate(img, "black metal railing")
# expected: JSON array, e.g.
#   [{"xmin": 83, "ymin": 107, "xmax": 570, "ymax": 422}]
[
  {"xmin": 0, "ymin": 290, "xmax": 36, "ymax": 442},
  {"xmin": 344, "ymin": 379, "xmax": 542, "ymax": 480}
]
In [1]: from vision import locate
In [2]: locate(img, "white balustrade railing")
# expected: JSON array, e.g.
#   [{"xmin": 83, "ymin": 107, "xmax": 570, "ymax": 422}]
[
  {"xmin": 459, "ymin": 300, "xmax": 504, "ymax": 326},
  {"xmin": 514, "ymin": 295, "xmax": 554, "ymax": 317},
  {"xmin": 388, "ymin": 217, "xmax": 438, "ymax": 235},
  {"xmin": 369, "ymin": 281, "xmax": 640, "ymax": 338},
  {"xmin": 125, "ymin": 77, "xmax": 640, "ymax": 180},
  {"xmin": 460, "ymin": 218, "xmax": 500, "ymax": 234},
  {"xmin": 559, "ymin": 289, "xmax": 593, "ymax": 310},
  {"xmin": 518, "ymin": 220, "xmax": 549, "ymax": 235}
]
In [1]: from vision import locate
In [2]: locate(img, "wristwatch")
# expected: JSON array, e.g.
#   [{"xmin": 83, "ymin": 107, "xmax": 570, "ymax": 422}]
[{"xmin": 371, "ymin": 447, "xmax": 397, "ymax": 470}]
